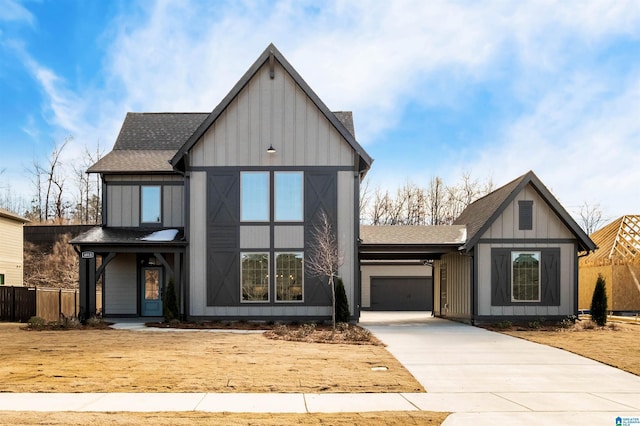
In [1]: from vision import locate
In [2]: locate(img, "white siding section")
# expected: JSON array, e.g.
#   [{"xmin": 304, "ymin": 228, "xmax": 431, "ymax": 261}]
[
  {"xmin": 337, "ymin": 171, "xmax": 355, "ymax": 314},
  {"xmin": 477, "ymin": 242, "xmax": 575, "ymax": 316},
  {"xmin": 485, "ymin": 184, "xmax": 574, "ymax": 239},
  {"xmin": 189, "ymin": 171, "xmax": 208, "ymax": 317},
  {"xmin": 274, "ymin": 226, "xmax": 304, "ymax": 248},
  {"xmin": 240, "ymin": 226, "xmax": 270, "ymax": 248},
  {"xmin": 0, "ymin": 216, "xmax": 24, "ymax": 285},
  {"xmin": 104, "ymin": 253, "xmax": 137, "ymax": 315},
  {"xmin": 190, "ymin": 61, "xmax": 355, "ymax": 168},
  {"xmin": 361, "ymin": 264, "xmax": 432, "ymax": 308}
]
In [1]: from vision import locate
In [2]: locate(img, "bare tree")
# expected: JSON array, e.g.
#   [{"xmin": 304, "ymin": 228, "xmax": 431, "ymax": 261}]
[
  {"xmin": 306, "ymin": 210, "xmax": 344, "ymax": 332},
  {"xmin": 578, "ymin": 202, "xmax": 605, "ymax": 235},
  {"xmin": 42, "ymin": 137, "xmax": 71, "ymax": 222}
]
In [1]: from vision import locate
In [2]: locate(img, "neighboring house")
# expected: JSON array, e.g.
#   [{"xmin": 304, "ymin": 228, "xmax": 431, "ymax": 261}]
[
  {"xmin": 579, "ymin": 215, "xmax": 640, "ymax": 313},
  {"xmin": 71, "ymin": 44, "xmax": 372, "ymax": 320},
  {"xmin": 0, "ymin": 208, "xmax": 29, "ymax": 286},
  {"xmin": 434, "ymin": 171, "xmax": 596, "ymax": 323}
]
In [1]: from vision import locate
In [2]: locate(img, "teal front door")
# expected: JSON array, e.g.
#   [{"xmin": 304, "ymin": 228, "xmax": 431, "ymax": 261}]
[{"xmin": 141, "ymin": 267, "xmax": 163, "ymax": 316}]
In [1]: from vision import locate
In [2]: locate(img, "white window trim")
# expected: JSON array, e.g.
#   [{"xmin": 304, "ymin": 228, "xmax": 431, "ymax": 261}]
[
  {"xmin": 274, "ymin": 252, "xmax": 304, "ymax": 303},
  {"xmin": 511, "ymin": 251, "xmax": 541, "ymax": 303},
  {"xmin": 240, "ymin": 252, "xmax": 270, "ymax": 303}
]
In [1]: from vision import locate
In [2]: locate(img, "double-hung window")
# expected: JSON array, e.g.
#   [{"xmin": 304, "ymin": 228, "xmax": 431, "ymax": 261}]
[
  {"xmin": 241, "ymin": 253, "xmax": 269, "ymax": 302},
  {"xmin": 275, "ymin": 252, "xmax": 304, "ymax": 301},
  {"xmin": 141, "ymin": 186, "xmax": 161, "ymax": 224}
]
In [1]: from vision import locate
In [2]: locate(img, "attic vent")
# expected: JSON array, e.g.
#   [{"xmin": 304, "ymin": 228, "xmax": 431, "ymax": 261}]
[{"xmin": 519, "ymin": 200, "xmax": 533, "ymax": 230}]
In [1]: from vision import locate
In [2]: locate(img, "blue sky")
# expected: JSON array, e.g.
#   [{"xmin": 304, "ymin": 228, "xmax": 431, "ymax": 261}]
[{"xmin": 1, "ymin": 0, "xmax": 640, "ymax": 222}]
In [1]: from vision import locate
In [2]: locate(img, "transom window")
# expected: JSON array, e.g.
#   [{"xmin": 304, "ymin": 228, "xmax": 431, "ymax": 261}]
[
  {"xmin": 241, "ymin": 253, "xmax": 269, "ymax": 302},
  {"xmin": 275, "ymin": 252, "xmax": 303, "ymax": 302},
  {"xmin": 141, "ymin": 186, "xmax": 161, "ymax": 223},
  {"xmin": 512, "ymin": 251, "xmax": 540, "ymax": 302}
]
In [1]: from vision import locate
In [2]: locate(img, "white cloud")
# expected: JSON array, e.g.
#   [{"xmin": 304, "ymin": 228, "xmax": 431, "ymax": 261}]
[{"xmin": 0, "ymin": 0, "xmax": 34, "ymax": 25}]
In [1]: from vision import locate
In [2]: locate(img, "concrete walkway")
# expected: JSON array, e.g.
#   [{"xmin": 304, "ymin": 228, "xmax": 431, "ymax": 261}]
[
  {"xmin": 361, "ymin": 311, "xmax": 640, "ymax": 425},
  {"xmin": 1, "ymin": 313, "xmax": 639, "ymax": 425}
]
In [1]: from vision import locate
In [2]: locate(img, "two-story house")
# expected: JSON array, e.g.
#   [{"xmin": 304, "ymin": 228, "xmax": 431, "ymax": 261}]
[{"xmin": 71, "ymin": 44, "xmax": 372, "ymax": 320}]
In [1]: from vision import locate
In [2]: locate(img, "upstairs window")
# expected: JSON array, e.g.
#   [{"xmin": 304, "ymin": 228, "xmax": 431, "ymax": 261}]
[
  {"xmin": 241, "ymin": 172, "xmax": 269, "ymax": 221},
  {"xmin": 141, "ymin": 186, "xmax": 161, "ymax": 223},
  {"xmin": 512, "ymin": 251, "xmax": 540, "ymax": 302},
  {"xmin": 275, "ymin": 172, "xmax": 303, "ymax": 221},
  {"xmin": 519, "ymin": 200, "xmax": 533, "ymax": 230}
]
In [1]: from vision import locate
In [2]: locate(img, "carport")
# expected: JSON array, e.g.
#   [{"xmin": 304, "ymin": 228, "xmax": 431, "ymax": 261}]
[{"xmin": 359, "ymin": 225, "xmax": 465, "ymax": 311}]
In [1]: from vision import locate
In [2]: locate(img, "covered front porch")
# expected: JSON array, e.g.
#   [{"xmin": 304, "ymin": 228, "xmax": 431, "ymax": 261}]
[{"xmin": 70, "ymin": 227, "xmax": 187, "ymax": 320}]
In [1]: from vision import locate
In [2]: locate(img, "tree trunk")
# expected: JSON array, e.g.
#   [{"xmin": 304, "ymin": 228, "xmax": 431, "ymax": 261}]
[{"xmin": 330, "ymin": 275, "xmax": 336, "ymax": 334}]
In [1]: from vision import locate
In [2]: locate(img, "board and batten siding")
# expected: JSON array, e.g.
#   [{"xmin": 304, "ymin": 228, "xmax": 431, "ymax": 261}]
[
  {"xmin": 0, "ymin": 216, "xmax": 24, "ymax": 286},
  {"xmin": 337, "ymin": 170, "xmax": 356, "ymax": 315},
  {"xmin": 475, "ymin": 183, "xmax": 578, "ymax": 317},
  {"xmin": 361, "ymin": 264, "xmax": 432, "ymax": 309},
  {"xmin": 189, "ymin": 60, "xmax": 355, "ymax": 169},
  {"xmin": 434, "ymin": 253, "xmax": 472, "ymax": 320},
  {"xmin": 105, "ymin": 178, "xmax": 184, "ymax": 228},
  {"xmin": 104, "ymin": 253, "xmax": 137, "ymax": 315}
]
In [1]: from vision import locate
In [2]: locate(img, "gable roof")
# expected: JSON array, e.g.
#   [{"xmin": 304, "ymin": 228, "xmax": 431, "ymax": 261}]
[
  {"xmin": 580, "ymin": 215, "xmax": 640, "ymax": 265},
  {"xmin": 170, "ymin": 43, "xmax": 373, "ymax": 173},
  {"xmin": 360, "ymin": 225, "xmax": 465, "ymax": 260},
  {"xmin": 88, "ymin": 113, "xmax": 208, "ymax": 173},
  {"xmin": 453, "ymin": 170, "xmax": 597, "ymax": 253}
]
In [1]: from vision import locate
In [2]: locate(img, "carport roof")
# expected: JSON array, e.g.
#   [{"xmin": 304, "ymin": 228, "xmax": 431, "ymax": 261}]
[{"xmin": 359, "ymin": 225, "xmax": 466, "ymax": 260}]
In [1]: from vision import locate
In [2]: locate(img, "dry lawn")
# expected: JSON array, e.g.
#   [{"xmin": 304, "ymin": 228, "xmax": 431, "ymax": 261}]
[
  {"xmin": 0, "ymin": 411, "xmax": 448, "ymax": 425},
  {"xmin": 0, "ymin": 323, "xmax": 423, "ymax": 394},
  {"xmin": 500, "ymin": 321, "xmax": 640, "ymax": 376}
]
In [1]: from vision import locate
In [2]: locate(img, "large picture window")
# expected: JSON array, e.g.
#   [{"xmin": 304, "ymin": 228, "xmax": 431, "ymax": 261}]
[
  {"xmin": 141, "ymin": 186, "xmax": 161, "ymax": 223},
  {"xmin": 241, "ymin": 172, "xmax": 269, "ymax": 221},
  {"xmin": 275, "ymin": 252, "xmax": 303, "ymax": 302},
  {"xmin": 275, "ymin": 172, "xmax": 303, "ymax": 221},
  {"xmin": 241, "ymin": 252, "xmax": 269, "ymax": 302},
  {"xmin": 511, "ymin": 251, "xmax": 540, "ymax": 302}
]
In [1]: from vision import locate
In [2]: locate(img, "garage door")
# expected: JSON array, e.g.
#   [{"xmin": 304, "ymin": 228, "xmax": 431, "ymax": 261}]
[{"xmin": 370, "ymin": 277, "xmax": 433, "ymax": 311}]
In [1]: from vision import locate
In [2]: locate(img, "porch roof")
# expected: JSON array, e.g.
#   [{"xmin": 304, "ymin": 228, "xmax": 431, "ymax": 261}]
[
  {"xmin": 70, "ymin": 226, "xmax": 187, "ymax": 247},
  {"xmin": 359, "ymin": 225, "xmax": 465, "ymax": 260}
]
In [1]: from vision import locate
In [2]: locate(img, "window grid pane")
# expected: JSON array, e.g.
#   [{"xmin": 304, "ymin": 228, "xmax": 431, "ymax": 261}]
[
  {"xmin": 276, "ymin": 252, "xmax": 304, "ymax": 302},
  {"xmin": 241, "ymin": 253, "xmax": 269, "ymax": 302},
  {"xmin": 512, "ymin": 251, "xmax": 540, "ymax": 302},
  {"xmin": 241, "ymin": 172, "xmax": 269, "ymax": 221},
  {"xmin": 275, "ymin": 172, "xmax": 303, "ymax": 221},
  {"xmin": 141, "ymin": 186, "xmax": 161, "ymax": 223}
]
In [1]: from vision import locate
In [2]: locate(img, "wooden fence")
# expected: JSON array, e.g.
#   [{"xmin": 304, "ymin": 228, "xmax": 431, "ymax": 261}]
[{"xmin": 0, "ymin": 286, "xmax": 102, "ymax": 322}]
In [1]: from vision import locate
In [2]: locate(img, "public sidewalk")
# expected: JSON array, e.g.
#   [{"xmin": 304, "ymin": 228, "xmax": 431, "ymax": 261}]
[{"xmin": 0, "ymin": 312, "xmax": 639, "ymax": 426}]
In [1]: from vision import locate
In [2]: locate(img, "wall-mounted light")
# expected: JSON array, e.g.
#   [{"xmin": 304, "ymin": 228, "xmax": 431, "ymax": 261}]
[{"xmin": 267, "ymin": 144, "xmax": 276, "ymax": 154}]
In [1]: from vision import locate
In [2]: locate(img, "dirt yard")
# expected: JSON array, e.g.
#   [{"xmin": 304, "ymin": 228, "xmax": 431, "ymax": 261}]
[
  {"xmin": 500, "ymin": 321, "xmax": 640, "ymax": 376},
  {"xmin": 0, "ymin": 323, "xmax": 423, "ymax": 394},
  {"xmin": 0, "ymin": 411, "xmax": 448, "ymax": 425}
]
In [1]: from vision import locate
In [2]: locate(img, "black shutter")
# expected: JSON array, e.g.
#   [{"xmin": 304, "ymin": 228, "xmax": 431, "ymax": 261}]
[
  {"xmin": 491, "ymin": 249, "xmax": 511, "ymax": 305},
  {"xmin": 541, "ymin": 248, "xmax": 561, "ymax": 305},
  {"xmin": 304, "ymin": 171, "xmax": 337, "ymax": 305},
  {"xmin": 207, "ymin": 172, "xmax": 240, "ymax": 306}
]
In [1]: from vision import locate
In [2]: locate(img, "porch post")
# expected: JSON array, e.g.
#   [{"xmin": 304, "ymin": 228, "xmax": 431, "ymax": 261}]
[{"xmin": 78, "ymin": 249, "xmax": 96, "ymax": 321}]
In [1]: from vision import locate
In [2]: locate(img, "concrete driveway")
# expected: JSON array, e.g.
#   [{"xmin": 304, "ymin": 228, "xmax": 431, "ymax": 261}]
[{"xmin": 361, "ymin": 311, "xmax": 640, "ymax": 426}]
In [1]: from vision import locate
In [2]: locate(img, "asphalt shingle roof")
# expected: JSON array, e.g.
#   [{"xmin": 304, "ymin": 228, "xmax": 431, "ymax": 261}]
[
  {"xmin": 360, "ymin": 225, "xmax": 466, "ymax": 245},
  {"xmin": 113, "ymin": 113, "xmax": 209, "ymax": 150},
  {"xmin": 70, "ymin": 226, "xmax": 185, "ymax": 245}
]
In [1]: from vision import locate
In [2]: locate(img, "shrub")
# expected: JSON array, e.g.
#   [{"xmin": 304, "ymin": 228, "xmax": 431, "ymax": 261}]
[
  {"xmin": 496, "ymin": 320, "xmax": 512, "ymax": 330},
  {"xmin": 27, "ymin": 316, "xmax": 46, "ymax": 329},
  {"xmin": 528, "ymin": 320, "xmax": 541, "ymax": 330},
  {"xmin": 590, "ymin": 274, "xmax": 608, "ymax": 326},
  {"xmin": 295, "ymin": 322, "xmax": 317, "ymax": 338},
  {"xmin": 558, "ymin": 315, "xmax": 577, "ymax": 329},
  {"xmin": 163, "ymin": 277, "xmax": 180, "ymax": 322},
  {"xmin": 273, "ymin": 323, "xmax": 288, "ymax": 336},
  {"xmin": 335, "ymin": 278, "xmax": 350, "ymax": 323}
]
